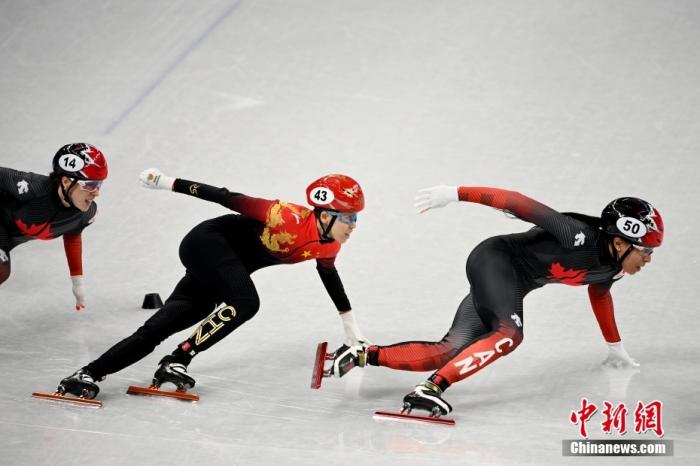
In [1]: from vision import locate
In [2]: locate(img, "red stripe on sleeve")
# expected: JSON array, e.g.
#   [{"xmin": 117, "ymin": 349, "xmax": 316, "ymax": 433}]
[
  {"xmin": 63, "ymin": 233, "xmax": 83, "ymax": 276},
  {"xmin": 588, "ymin": 284, "xmax": 621, "ymax": 343},
  {"xmin": 457, "ymin": 186, "xmax": 541, "ymax": 216}
]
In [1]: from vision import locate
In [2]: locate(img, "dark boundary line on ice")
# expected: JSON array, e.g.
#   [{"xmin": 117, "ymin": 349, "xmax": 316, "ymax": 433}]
[{"xmin": 103, "ymin": 0, "xmax": 243, "ymax": 135}]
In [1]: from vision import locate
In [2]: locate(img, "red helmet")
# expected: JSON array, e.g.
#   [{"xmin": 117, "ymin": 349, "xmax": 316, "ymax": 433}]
[
  {"xmin": 52, "ymin": 143, "xmax": 108, "ymax": 181},
  {"xmin": 306, "ymin": 174, "xmax": 364, "ymax": 212},
  {"xmin": 601, "ymin": 197, "xmax": 664, "ymax": 248}
]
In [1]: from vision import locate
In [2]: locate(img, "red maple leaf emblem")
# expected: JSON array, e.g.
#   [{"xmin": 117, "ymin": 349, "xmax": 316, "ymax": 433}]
[
  {"xmin": 15, "ymin": 219, "xmax": 54, "ymax": 240},
  {"xmin": 548, "ymin": 262, "xmax": 586, "ymax": 285}
]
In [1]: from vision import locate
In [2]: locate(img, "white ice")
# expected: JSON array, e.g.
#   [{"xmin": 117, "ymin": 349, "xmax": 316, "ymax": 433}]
[{"xmin": 1, "ymin": 1, "xmax": 699, "ymax": 465}]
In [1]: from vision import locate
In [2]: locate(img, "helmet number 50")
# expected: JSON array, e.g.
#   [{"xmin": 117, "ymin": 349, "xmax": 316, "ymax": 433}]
[{"xmin": 616, "ymin": 217, "xmax": 647, "ymax": 238}]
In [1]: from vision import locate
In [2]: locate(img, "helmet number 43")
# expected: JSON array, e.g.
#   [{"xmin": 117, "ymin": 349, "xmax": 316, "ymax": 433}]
[{"xmin": 310, "ymin": 187, "xmax": 334, "ymax": 205}]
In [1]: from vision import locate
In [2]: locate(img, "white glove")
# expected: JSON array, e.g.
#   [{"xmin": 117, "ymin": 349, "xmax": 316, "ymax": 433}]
[
  {"xmin": 602, "ymin": 341, "xmax": 640, "ymax": 368},
  {"xmin": 139, "ymin": 168, "xmax": 175, "ymax": 190},
  {"xmin": 413, "ymin": 185, "xmax": 459, "ymax": 213},
  {"xmin": 340, "ymin": 311, "xmax": 369, "ymax": 348},
  {"xmin": 71, "ymin": 275, "xmax": 86, "ymax": 311}
]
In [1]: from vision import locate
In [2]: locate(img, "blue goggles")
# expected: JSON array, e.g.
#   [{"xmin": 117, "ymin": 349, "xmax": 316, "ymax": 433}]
[{"xmin": 327, "ymin": 211, "xmax": 358, "ymax": 225}]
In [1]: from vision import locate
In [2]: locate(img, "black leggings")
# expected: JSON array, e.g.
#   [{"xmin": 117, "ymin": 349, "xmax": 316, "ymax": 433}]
[{"xmin": 86, "ymin": 218, "xmax": 260, "ymax": 379}]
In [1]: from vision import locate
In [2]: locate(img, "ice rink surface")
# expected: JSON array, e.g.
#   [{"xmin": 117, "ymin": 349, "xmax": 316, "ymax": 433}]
[{"xmin": 1, "ymin": 1, "xmax": 699, "ymax": 464}]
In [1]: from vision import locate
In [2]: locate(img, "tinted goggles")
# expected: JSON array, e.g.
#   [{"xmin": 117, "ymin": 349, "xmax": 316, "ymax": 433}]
[
  {"xmin": 75, "ymin": 179, "xmax": 103, "ymax": 193},
  {"xmin": 328, "ymin": 211, "xmax": 358, "ymax": 225},
  {"xmin": 632, "ymin": 244, "xmax": 654, "ymax": 256}
]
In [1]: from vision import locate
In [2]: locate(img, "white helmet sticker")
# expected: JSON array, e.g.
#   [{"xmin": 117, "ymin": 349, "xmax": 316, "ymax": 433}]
[
  {"xmin": 616, "ymin": 216, "xmax": 647, "ymax": 238},
  {"xmin": 58, "ymin": 154, "xmax": 85, "ymax": 173},
  {"xmin": 310, "ymin": 187, "xmax": 334, "ymax": 205}
]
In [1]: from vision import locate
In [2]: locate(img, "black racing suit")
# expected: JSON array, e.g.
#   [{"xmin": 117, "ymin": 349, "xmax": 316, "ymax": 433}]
[
  {"xmin": 368, "ymin": 187, "xmax": 624, "ymax": 391},
  {"xmin": 0, "ymin": 167, "xmax": 96, "ymax": 284},
  {"xmin": 84, "ymin": 178, "xmax": 351, "ymax": 380}
]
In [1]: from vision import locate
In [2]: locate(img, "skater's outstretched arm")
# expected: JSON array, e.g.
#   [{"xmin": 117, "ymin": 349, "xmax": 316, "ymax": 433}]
[
  {"xmin": 414, "ymin": 185, "xmax": 588, "ymax": 248},
  {"xmin": 62, "ymin": 196, "xmax": 97, "ymax": 311},
  {"xmin": 316, "ymin": 257, "xmax": 351, "ymax": 312},
  {"xmin": 588, "ymin": 281, "xmax": 620, "ymax": 343},
  {"xmin": 63, "ymin": 233, "xmax": 85, "ymax": 310},
  {"xmin": 139, "ymin": 168, "xmax": 273, "ymax": 222},
  {"xmin": 316, "ymin": 257, "xmax": 368, "ymax": 347},
  {"xmin": 588, "ymin": 281, "xmax": 639, "ymax": 367}
]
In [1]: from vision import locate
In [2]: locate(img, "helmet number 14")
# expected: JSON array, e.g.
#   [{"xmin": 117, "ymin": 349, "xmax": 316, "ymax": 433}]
[{"xmin": 58, "ymin": 154, "xmax": 85, "ymax": 173}]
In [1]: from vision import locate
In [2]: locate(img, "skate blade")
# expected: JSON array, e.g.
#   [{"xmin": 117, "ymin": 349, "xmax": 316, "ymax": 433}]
[
  {"xmin": 310, "ymin": 341, "xmax": 328, "ymax": 389},
  {"xmin": 126, "ymin": 385, "xmax": 199, "ymax": 401},
  {"xmin": 373, "ymin": 410, "xmax": 455, "ymax": 426},
  {"xmin": 31, "ymin": 391, "xmax": 102, "ymax": 407}
]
